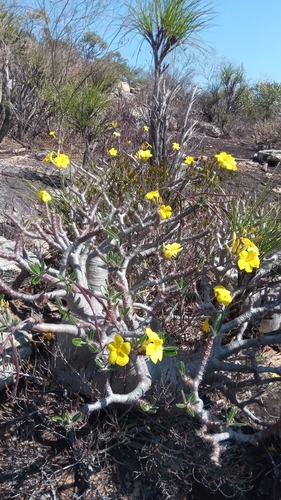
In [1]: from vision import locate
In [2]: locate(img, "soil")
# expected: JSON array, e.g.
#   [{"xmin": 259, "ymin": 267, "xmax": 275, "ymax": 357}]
[{"xmin": 0, "ymin": 135, "xmax": 281, "ymax": 499}]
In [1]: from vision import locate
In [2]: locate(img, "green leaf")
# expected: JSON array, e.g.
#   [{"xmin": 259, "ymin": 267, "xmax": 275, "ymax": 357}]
[
  {"xmin": 32, "ymin": 276, "xmax": 41, "ymax": 285},
  {"xmin": 122, "ymin": 307, "xmax": 131, "ymax": 317},
  {"xmin": 52, "ymin": 416, "xmax": 63, "ymax": 423},
  {"xmin": 140, "ymin": 402, "xmax": 148, "ymax": 412},
  {"xmin": 227, "ymin": 406, "xmax": 238, "ymax": 424},
  {"xmin": 72, "ymin": 338, "xmax": 87, "ymax": 347},
  {"xmin": 63, "ymin": 410, "xmax": 70, "ymax": 422},
  {"xmin": 70, "ymin": 269, "xmax": 78, "ymax": 281},
  {"xmin": 187, "ymin": 408, "xmax": 195, "ymax": 417},
  {"xmin": 213, "ymin": 312, "xmax": 223, "ymax": 333},
  {"xmin": 159, "ymin": 332, "xmax": 165, "ymax": 341},
  {"xmin": 71, "ymin": 412, "xmax": 82, "ymax": 423},
  {"xmin": 69, "ymin": 314, "xmax": 78, "ymax": 326},
  {"xmin": 105, "ymin": 229, "xmax": 120, "ymax": 241},
  {"xmin": 175, "ymin": 403, "xmax": 186, "ymax": 409},
  {"xmin": 88, "ymin": 328, "xmax": 95, "ymax": 341},
  {"xmin": 95, "ymin": 359, "xmax": 104, "ymax": 369},
  {"xmin": 29, "ymin": 262, "xmax": 41, "ymax": 275},
  {"xmin": 89, "ymin": 344, "xmax": 98, "ymax": 353},
  {"xmin": 139, "ymin": 333, "xmax": 148, "ymax": 345},
  {"xmin": 147, "ymin": 406, "xmax": 159, "ymax": 414},
  {"xmin": 179, "ymin": 361, "xmax": 185, "ymax": 376},
  {"xmin": 113, "ymin": 291, "xmax": 124, "ymax": 301},
  {"xmin": 55, "ymin": 296, "xmax": 63, "ymax": 308},
  {"xmin": 66, "ymin": 284, "xmax": 72, "ymax": 292},
  {"xmin": 163, "ymin": 350, "xmax": 178, "ymax": 357}
]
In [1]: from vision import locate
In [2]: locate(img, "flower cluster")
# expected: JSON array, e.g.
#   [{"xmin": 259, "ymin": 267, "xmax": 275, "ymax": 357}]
[
  {"xmin": 145, "ymin": 190, "xmax": 162, "ymax": 202},
  {"xmin": 135, "ymin": 149, "xmax": 152, "ymax": 162},
  {"xmin": 163, "ymin": 242, "xmax": 182, "ymax": 258},
  {"xmin": 44, "ymin": 152, "xmax": 70, "ymax": 169},
  {"xmin": 158, "ymin": 204, "xmax": 172, "ymax": 220},
  {"xmin": 215, "ymin": 152, "xmax": 237, "ymax": 171},
  {"xmin": 213, "ymin": 285, "xmax": 233, "ymax": 306},
  {"xmin": 37, "ymin": 190, "xmax": 52, "ymax": 202}
]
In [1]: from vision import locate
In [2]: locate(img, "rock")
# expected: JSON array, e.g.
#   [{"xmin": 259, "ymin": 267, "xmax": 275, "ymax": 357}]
[
  {"xmin": 116, "ymin": 80, "xmax": 130, "ymax": 94},
  {"xmin": 257, "ymin": 149, "xmax": 281, "ymax": 167},
  {"xmin": 197, "ymin": 122, "xmax": 222, "ymax": 138}
]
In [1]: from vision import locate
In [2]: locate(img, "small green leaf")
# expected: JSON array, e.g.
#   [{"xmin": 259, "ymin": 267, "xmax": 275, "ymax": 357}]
[
  {"xmin": 71, "ymin": 412, "xmax": 82, "ymax": 423},
  {"xmin": 95, "ymin": 359, "xmax": 104, "ymax": 369},
  {"xmin": 187, "ymin": 408, "xmax": 195, "ymax": 417},
  {"xmin": 105, "ymin": 229, "xmax": 120, "ymax": 241},
  {"xmin": 72, "ymin": 338, "xmax": 87, "ymax": 347},
  {"xmin": 147, "ymin": 406, "xmax": 159, "ymax": 414},
  {"xmin": 113, "ymin": 291, "xmax": 124, "ymax": 301},
  {"xmin": 140, "ymin": 402, "xmax": 148, "ymax": 412},
  {"xmin": 70, "ymin": 269, "xmax": 78, "ymax": 281},
  {"xmin": 55, "ymin": 296, "xmax": 63, "ymax": 308},
  {"xmin": 29, "ymin": 262, "xmax": 41, "ymax": 274},
  {"xmin": 179, "ymin": 361, "xmax": 185, "ymax": 376},
  {"xmin": 139, "ymin": 333, "xmax": 148, "ymax": 345},
  {"xmin": 213, "ymin": 312, "xmax": 223, "ymax": 333},
  {"xmin": 66, "ymin": 284, "xmax": 72, "ymax": 292},
  {"xmin": 52, "ymin": 416, "xmax": 63, "ymax": 423},
  {"xmin": 175, "ymin": 403, "xmax": 186, "ymax": 409},
  {"xmin": 69, "ymin": 314, "xmax": 78, "ymax": 326},
  {"xmin": 88, "ymin": 328, "xmax": 95, "ymax": 341},
  {"xmin": 89, "ymin": 344, "xmax": 98, "ymax": 353},
  {"xmin": 63, "ymin": 410, "xmax": 70, "ymax": 421},
  {"xmin": 163, "ymin": 346, "xmax": 178, "ymax": 356},
  {"xmin": 159, "ymin": 332, "xmax": 165, "ymax": 341},
  {"xmin": 32, "ymin": 276, "xmax": 41, "ymax": 285}
]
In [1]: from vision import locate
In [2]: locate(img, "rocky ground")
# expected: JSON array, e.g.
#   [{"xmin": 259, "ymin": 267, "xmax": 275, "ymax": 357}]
[{"xmin": 0, "ymin": 135, "xmax": 281, "ymax": 499}]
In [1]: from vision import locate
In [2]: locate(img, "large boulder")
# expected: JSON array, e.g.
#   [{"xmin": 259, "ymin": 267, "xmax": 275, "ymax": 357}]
[{"xmin": 257, "ymin": 149, "xmax": 281, "ymax": 167}]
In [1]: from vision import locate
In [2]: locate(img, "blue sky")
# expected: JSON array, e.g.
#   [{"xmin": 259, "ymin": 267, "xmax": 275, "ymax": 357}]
[{"xmin": 110, "ymin": 0, "xmax": 281, "ymax": 86}]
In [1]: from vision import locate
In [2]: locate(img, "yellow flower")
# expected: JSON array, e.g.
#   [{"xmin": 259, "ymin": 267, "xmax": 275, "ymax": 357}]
[
  {"xmin": 49, "ymin": 131, "xmax": 56, "ymax": 137},
  {"xmin": 270, "ymin": 372, "xmax": 280, "ymax": 378},
  {"xmin": 134, "ymin": 149, "xmax": 152, "ymax": 162},
  {"xmin": 127, "ymin": 140, "xmax": 131, "ymax": 145},
  {"xmin": 215, "ymin": 152, "xmax": 237, "ymax": 171},
  {"xmin": 44, "ymin": 152, "xmax": 69, "ymax": 168},
  {"xmin": 107, "ymin": 334, "xmax": 131, "ymax": 367},
  {"xmin": 143, "ymin": 125, "xmax": 149, "ymax": 131},
  {"xmin": 163, "ymin": 242, "xmax": 183, "ymax": 258},
  {"xmin": 37, "ymin": 190, "xmax": 52, "ymax": 202},
  {"xmin": 184, "ymin": 156, "xmax": 195, "ymax": 166},
  {"xmin": 145, "ymin": 190, "xmax": 162, "ymax": 202},
  {"xmin": 237, "ymin": 238, "xmax": 260, "ymax": 272},
  {"xmin": 213, "ymin": 285, "xmax": 233, "ymax": 306},
  {"xmin": 172, "ymin": 142, "xmax": 180, "ymax": 151},
  {"xmin": 108, "ymin": 147, "xmax": 118, "ymax": 156},
  {"xmin": 158, "ymin": 204, "xmax": 172, "ymax": 220},
  {"xmin": 202, "ymin": 318, "xmax": 210, "ymax": 333},
  {"xmin": 110, "ymin": 120, "xmax": 118, "ymax": 128},
  {"xmin": 112, "ymin": 131, "xmax": 120, "ymax": 138},
  {"xmin": 53, "ymin": 153, "xmax": 70, "ymax": 169},
  {"xmin": 142, "ymin": 327, "xmax": 163, "ymax": 364},
  {"xmin": 44, "ymin": 151, "xmax": 55, "ymax": 163}
]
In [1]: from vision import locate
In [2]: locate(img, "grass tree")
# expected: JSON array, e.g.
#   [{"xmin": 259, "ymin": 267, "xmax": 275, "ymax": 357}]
[{"xmin": 126, "ymin": 0, "xmax": 213, "ymax": 165}]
